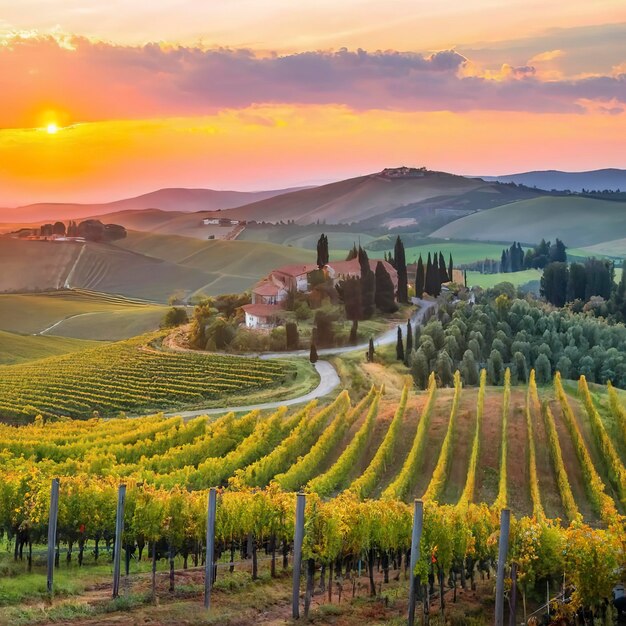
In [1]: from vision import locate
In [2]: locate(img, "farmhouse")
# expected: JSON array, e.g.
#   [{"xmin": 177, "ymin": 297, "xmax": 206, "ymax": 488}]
[
  {"xmin": 241, "ymin": 303, "xmax": 286, "ymax": 329},
  {"xmin": 243, "ymin": 259, "xmax": 398, "ymax": 328}
]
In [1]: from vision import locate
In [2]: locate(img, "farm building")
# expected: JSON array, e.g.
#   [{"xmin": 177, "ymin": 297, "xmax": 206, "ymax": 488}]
[
  {"xmin": 241, "ymin": 303, "xmax": 286, "ymax": 329},
  {"xmin": 243, "ymin": 258, "xmax": 398, "ymax": 329}
]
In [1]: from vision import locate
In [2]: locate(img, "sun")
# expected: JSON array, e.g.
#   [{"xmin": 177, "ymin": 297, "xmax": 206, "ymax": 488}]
[{"xmin": 46, "ymin": 123, "xmax": 59, "ymax": 134}]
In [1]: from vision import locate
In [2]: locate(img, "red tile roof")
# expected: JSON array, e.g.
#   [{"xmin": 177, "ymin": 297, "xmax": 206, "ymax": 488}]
[
  {"xmin": 253, "ymin": 281, "xmax": 283, "ymax": 296},
  {"xmin": 273, "ymin": 263, "xmax": 318, "ymax": 277},
  {"xmin": 242, "ymin": 303, "xmax": 285, "ymax": 318}
]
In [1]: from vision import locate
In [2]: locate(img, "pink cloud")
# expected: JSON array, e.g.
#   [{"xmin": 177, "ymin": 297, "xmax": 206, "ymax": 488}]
[{"xmin": 0, "ymin": 35, "xmax": 624, "ymax": 129}]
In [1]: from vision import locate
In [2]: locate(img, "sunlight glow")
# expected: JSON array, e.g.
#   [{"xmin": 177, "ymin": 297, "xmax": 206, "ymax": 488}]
[{"xmin": 46, "ymin": 123, "xmax": 58, "ymax": 134}]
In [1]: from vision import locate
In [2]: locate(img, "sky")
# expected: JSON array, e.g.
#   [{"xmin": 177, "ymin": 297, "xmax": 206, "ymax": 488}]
[{"xmin": 0, "ymin": 1, "xmax": 625, "ymax": 205}]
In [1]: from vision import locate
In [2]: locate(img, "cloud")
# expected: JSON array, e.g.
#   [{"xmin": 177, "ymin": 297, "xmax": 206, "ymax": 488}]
[
  {"xmin": 529, "ymin": 49, "xmax": 564, "ymax": 63},
  {"xmin": 0, "ymin": 35, "xmax": 624, "ymax": 128}
]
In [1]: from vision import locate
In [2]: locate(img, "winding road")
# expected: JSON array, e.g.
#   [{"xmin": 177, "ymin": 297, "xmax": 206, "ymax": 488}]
[{"xmin": 164, "ymin": 298, "xmax": 437, "ymax": 418}]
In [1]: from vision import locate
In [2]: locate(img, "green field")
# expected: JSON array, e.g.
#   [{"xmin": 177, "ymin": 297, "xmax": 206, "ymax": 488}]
[
  {"xmin": 571, "ymin": 238, "xmax": 626, "ymax": 258},
  {"xmin": 0, "ymin": 330, "xmax": 100, "ymax": 365},
  {"xmin": 0, "ymin": 290, "xmax": 166, "ymax": 339},
  {"xmin": 403, "ymin": 241, "xmax": 510, "ymax": 265},
  {"xmin": 431, "ymin": 196, "xmax": 626, "ymax": 248},
  {"xmin": 466, "ymin": 269, "xmax": 542, "ymax": 289}
]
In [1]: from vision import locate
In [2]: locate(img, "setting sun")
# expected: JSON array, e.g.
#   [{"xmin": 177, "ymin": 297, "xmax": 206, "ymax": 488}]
[{"xmin": 46, "ymin": 123, "xmax": 58, "ymax": 134}]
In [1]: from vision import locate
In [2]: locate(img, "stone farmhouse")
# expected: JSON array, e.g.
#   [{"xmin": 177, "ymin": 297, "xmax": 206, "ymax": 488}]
[{"xmin": 242, "ymin": 259, "xmax": 398, "ymax": 329}]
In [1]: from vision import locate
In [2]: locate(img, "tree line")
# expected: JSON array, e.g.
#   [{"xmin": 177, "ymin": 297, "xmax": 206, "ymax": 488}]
[{"xmin": 400, "ymin": 287, "xmax": 626, "ymax": 389}]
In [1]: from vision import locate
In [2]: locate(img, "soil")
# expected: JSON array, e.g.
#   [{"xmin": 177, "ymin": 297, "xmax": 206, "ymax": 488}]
[{"xmin": 475, "ymin": 389, "xmax": 503, "ymax": 507}]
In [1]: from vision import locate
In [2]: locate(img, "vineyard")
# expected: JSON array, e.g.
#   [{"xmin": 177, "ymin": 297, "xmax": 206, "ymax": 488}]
[
  {"xmin": 1, "ymin": 370, "xmax": 625, "ymax": 622},
  {"xmin": 0, "ymin": 334, "xmax": 299, "ymax": 421}
]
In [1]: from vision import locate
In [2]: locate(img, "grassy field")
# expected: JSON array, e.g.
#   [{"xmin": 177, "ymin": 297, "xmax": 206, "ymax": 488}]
[
  {"xmin": 0, "ymin": 330, "xmax": 100, "ymax": 365},
  {"xmin": 432, "ymin": 196, "xmax": 626, "ymax": 248},
  {"xmin": 466, "ymin": 268, "xmax": 542, "ymax": 289},
  {"xmin": 570, "ymin": 238, "xmax": 626, "ymax": 258},
  {"xmin": 0, "ymin": 290, "xmax": 167, "ymax": 339}
]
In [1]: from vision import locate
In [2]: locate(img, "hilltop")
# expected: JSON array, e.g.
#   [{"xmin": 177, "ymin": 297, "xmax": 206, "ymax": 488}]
[
  {"xmin": 482, "ymin": 168, "xmax": 626, "ymax": 192},
  {"xmin": 214, "ymin": 168, "xmax": 530, "ymax": 225}
]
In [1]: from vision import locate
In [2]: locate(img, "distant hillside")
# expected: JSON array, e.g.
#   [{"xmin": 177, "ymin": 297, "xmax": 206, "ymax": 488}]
[
  {"xmin": 215, "ymin": 169, "xmax": 548, "ymax": 227},
  {"xmin": 0, "ymin": 186, "xmax": 308, "ymax": 223},
  {"xmin": 0, "ymin": 235, "xmax": 313, "ymax": 302},
  {"xmin": 482, "ymin": 168, "xmax": 626, "ymax": 192},
  {"xmin": 432, "ymin": 196, "xmax": 626, "ymax": 247}
]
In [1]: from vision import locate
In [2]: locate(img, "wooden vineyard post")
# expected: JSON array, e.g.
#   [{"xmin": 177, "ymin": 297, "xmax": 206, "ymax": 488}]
[
  {"xmin": 292, "ymin": 493, "xmax": 306, "ymax": 619},
  {"xmin": 509, "ymin": 562, "xmax": 518, "ymax": 626},
  {"xmin": 204, "ymin": 488, "xmax": 217, "ymax": 610},
  {"xmin": 46, "ymin": 478, "xmax": 60, "ymax": 595},
  {"xmin": 494, "ymin": 508, "xmax": 510, "ymax": 626},
  {"xmin": 112, "ymin": 484, "xmax": 126, "ymax": 599},
  {"xmin": 407, "ymin": 499, "xmax": 424, "ymax": 626}
]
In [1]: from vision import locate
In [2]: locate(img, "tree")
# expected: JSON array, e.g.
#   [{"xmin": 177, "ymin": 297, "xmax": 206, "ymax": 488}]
[
  {"xmin": 415, "ymin": 255, "xmax": 425, "ymax": 298},
  {"xmin": 309, "ymin": 343, "xmax": 318, "ymax": 363},
  {"xmin": 584, "ymin": 258, "xmax": 612, "ymax": 300},
  {"xmin": 338, "ymin": 276, "xmax": 363, "ymax": 322},
  {"xmin": 374, "ymin": 262, "xmax": 398, "ymax": 313},
  {"xmin": 513, "ymin": 352, "xmax": 528, "ymax": 383},
  {"xmin": 567, "ymin": 263, "xmax": 587, "ymax": 302},
  {"xmin": 314, "ymin": 310, "xmax": 335, "ymax": 347},
  {"xmin": 438, "ymin": 251, "xmax": 448, "ymax": 283},
  {"xmin": 358, "ymin": 247, "xmax": 376, "ymax": 319},
  {"xmin": 349, "ymin": 320, "xmax": 358, "ymax": 345},
  {"xmin": 367, "ymin": 337, "xmax": 375, "ymax": 362},
  {"xmin": 540, "ymin": 262, "xmax": 568, "ymax": 307},
  {"xmin": 435, "ymin": 350, "xmax": 453, "ymax": 386},
  {"xmin": 460, "ymin": 350, "xmax": 479, "ymax": 385},
  {"xmin": 161, "ymin": 307, "xmax": 188, "ymax": 328},
  {"xmin": 396, "ymin": 326, "xmax": 405, "ymax": 361},
  {"xmin": 394, "ymin": 236, "xmax": 408, "ymax": 303},
  {"xmin": 286, "ymin": 322, "xmax": 299, "ymax": 350},
  {"xmin": 346, "ymin": 244, "xmax": 358, "ymax": 261},
  {"xmin": 448, "ymin": 254, "xmax": 454, "ymax": 284},
  {"xmin": 316, "ymin": 234, "xmax": 329, "ymax": 269},
  {"xmin": 549, "ymin": 238, "xmax": 567, "ymax": 263},
  {"xmin": 535, "ymin": 353, "xmax": 551, "ymax": 384},
  {"xmin": 411, "ymin": 348, "xmax": 429, "ymax": 389},
  {"xmin": 431, "ymin": 253, "xmax": 441, "ymax": 296},
  {"xmin": 404, "ymin": 320, "xmax": 413, "ymax": 366},
  {"xmin": 487, "ymin": 349, "xmax": 504, "ymax": 385},
  {"xmin": 52, "ymin": 221, "xmax": 66, "ymax": 236}
]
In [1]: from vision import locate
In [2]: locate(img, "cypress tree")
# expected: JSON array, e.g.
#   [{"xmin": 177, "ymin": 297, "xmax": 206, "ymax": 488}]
[
  {"xmin": 358, "ymin": 247, "xmax": 376, "ymax": 319},
  {"xmin": 394, "ymin": 236, "xmax": 408, "ymax": 303},
  {"xmin": 415, "ymin": 255, "xmax": 425, "ymax": 298},
  {"xmin": 404, "ymin": 320, "xmax": 413, "ymax": 366},
  {"xmin": 425, "ymin": 252, "xmax": 433, "ymax": 296},
  {"xmin": 375, "ymin": 261, "xmax": 397, "ymax": 313},
  {"xmin": 316, "ymin": 234, "xmax": 329, "ymax": 269},
  {"xmin": 346, "ymin": 243, "xmax": 358, "ymax": 261},
  {"xmin": 309, "ymin": 342, "xmax": 318, "ymax": 363},
  {"xmin": 432, "ymin": 253, "xmax": 441, "ymax": 296},
  {"xmin": 368, "ymin": 337, "xmax": 375, "ymax": 362},
  {"xmin": 396, "ymin": 326, "xmax": 405, "ymax": 361},
  {"xmin": 448, "ymin": 254, "xmax": 453, "ymax": 283},
  {"xmin": 349, "ymin": 320, "xmax": 358, "ymax": 346},
  {"xmin": 438, "ymin": 251, "xmax": 448, "ymax": 283},
  {"xmin": 500, "ymin": 249, "xmax": 508, "ymax": 273}
]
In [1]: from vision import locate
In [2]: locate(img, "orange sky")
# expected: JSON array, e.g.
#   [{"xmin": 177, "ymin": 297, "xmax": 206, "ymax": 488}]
[{"xmin": 0, "ymin": 2, "xmax": 625, "ymax": 205}]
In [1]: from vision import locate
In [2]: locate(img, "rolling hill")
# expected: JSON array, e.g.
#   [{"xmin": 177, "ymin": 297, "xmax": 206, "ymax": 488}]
[
  {"xmin": 0, "ymin": 234, "xmax": 314, "ymax": 302},
  {"xmin": 482, "ymin": 168, "xmax": 626, "ymax": 192},
  {"xmin": 431, "ymin": 196, "xmax": 626, "ymax": 247},
  {"xmin": 0, "ymin": 185, "xmax": 308, "ymax": 223},
  {"xmin": 213, "ymin": 169, "xmax": 546, "ymax": 226}
]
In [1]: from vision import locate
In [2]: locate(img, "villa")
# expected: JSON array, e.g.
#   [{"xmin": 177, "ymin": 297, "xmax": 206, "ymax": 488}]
[{"xmin": 243, "ymin": 259, "xmax": 397, "ymax": 328}]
